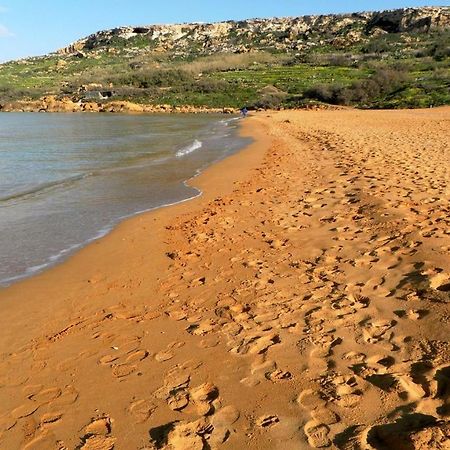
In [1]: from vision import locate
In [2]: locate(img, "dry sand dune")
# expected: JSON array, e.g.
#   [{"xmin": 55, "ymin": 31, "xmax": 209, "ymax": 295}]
[{"xmin": 0, "ymin": 108, "xmax": 449, "ymax": 449}]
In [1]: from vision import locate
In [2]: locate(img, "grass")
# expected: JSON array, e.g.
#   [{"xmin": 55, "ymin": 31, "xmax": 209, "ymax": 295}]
[
  {"xmin": 211, "ymin": 65, "xmax": 371, "ymax": 93},
  {"xmin": 0, "ymin": 29, "xmax": 448, "ymax": 109}
]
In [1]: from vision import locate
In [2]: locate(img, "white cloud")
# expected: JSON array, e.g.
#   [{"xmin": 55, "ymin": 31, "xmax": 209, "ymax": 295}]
[{"xmin": 0, "ymin": 24, "xmax": 13, "ymax": 37}]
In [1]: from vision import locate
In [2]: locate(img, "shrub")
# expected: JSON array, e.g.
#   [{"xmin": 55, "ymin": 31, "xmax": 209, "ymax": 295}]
[
  {"xmin": 362, "ymin": 35, "xmax": 403, "ymax": 54},
  {"xmin": 303, "ymin": 67, "xmax": 409, "ymax": 106},
  {"xmin": 253, "ymin": 85, "xmax": 287, "ymax": 109},
  {"xmin": 326, "ymin": 54, "xmax": 355, "ymax": 67},
  {"xmin": 0, "ymin": 86, "xmax": 43, "ymax": 102},
  {"xmin": 307, "ymin": 53, "xmax": 355, "ymax": 67},
  {"xmin": 191, "ymin": 78, "xmax": 229, "ymax": 93},
  {"xmin": 182, "ymin": 52, "xmax": 286, "ymax": 74},
  {"xmin": 303, "ymin": 83, "xmax": 350, "ymax": 104},
  {"xmin": 414, "ymin": 33, "xmax": 450, "ymax": 61},
  {"xmin": 118, "ymin": 69, "xmax": 195, "ymax": 88},
  {"xmin": 430, "ymin": 42, "xmax": 450, "ymax": 61},
  {"xmin": 253, "ymin": 92, "xmax": 286, "ymax": 109}
]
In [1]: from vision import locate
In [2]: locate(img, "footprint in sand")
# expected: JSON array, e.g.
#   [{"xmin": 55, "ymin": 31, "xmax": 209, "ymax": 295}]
[
  {"xmin": 429, "ymin": 273, "xmax": 450, "ymax": 292},
  {"xmin": 11, "ymin": 401, "xmax": 39, "ymax": 419},
  {"xmin": 297, "ymin": 388, "xmax": 327, "ymax": 411},
  {"xmin": 343, "ymin": 351, "xmax": 366, "ymax": 364},
  {"xmin": 311, "ymin": 408, "xmax": 340, "ymax": 426},
  {"xmin": 39, "ymin": 412, "xmax": 63, "ymax": 426},
  {"xmin": 99, "ymin": 354, "xmax": 119, "ymax": 365},
  {"xmin": 190, "ymin": 383, "xmax": 219, "ymax": 416},
  {"xmin": 361, "ymin": 319, "xmax": 396, "ymax": 344},
  {"xmin": 187, "ymin": 319, "xmax": 218, "ymax": 336},
  {"xmin": 231, "ymin": 332, "xmax": 280, "ymax": 355},
  {"xmin": 22, "ymin": 384, "xmax": 43, "ymax": 397},
  {"xmin": 197, "ymin": 337, "xmax": 220, "ymax": 349},
  {"xmin": 155, "ymin": 349, "xmax": 175, "ymax": 362},
  {"xmin": 363, "ymin": 414, "xmax": 450, "ymax": 450},
  {"xmin": 331, "ymin": 375, "xmax": 363, "ymax": 408},
  {"xmin": 155, "ymin": 369, "xmax": 191, "ymax": 412},
  {"xmin": 167, "ymin": 390, "xmax": 190, "ymax": 412},
  {"xmin": 23, "ymin": 429, "xmax": 63, "ymax": 449},
  {"xmin": 126, "ymin": 349, "xmax": 149, "ymax": 364},
  {"xmin": 211, "ymin": 405, "xmax": 240, "ymax": 428},
  {"xmin": 79, "ymin": 416, "xmax": 115, "ymax": 450},
  {"xmin": 257, "ymin": 415, "xmax": 280, "ymax": 428},
  {"xmin": 395, "ymin": 374, "xmax": 427, "ymax": 401},
  {"xmin": 149, "ymin": 417, "xmax": 212, "ymax": 449},
  {"xmin": 155, "ymin": 341, "xmax": 185, "ymax": 362},
  {"xmin": 128, "ymin": 399, "xmax": 156, "ymax": 423},
  {"xmin": 304, "ymin": 420, "xmax": 331, "ymax": 448},
  {"xmin": 267, "ymin": 368, "xmax": 292, "ymax": 382},
  {"xmin": 29, "ymin": 387, "xmax": 62, "ymax": 405},
  {"xmin": 0, "ymin": 415, "xmax": 17, "ymax": 436},
  {"xmin": 49, "ymin": 385, "xmax": 79, "ymax": 408},
  {"xmin": 394, "ymin": 309, "xmax": 426, "ymax": 320},
  {"xmin": 209, "ymin": 406, "xmax": 240, "ymax": 446},
  {"xmin": 111, "ymin": 364, "xmax": 137, "ymax": 378}
]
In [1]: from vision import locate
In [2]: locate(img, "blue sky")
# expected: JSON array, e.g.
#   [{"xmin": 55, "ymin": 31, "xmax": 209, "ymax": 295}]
[{"xmin": 0, "ymin": 1, "xmax": 446, "ymax": 62}]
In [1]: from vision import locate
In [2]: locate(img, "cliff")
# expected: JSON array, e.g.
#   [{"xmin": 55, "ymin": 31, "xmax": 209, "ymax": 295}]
[{"xmin": 58, "ymin": 7, "xmax": 450, "ymax": 56}]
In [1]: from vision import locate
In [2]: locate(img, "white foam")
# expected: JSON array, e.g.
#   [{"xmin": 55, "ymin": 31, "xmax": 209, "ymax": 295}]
[
  {"xmin": 220, "ymin": 117, "xmax": 241, "ymax": 126},
  {"xmin": 0, "ymin": 116, "xmax": 247, "ymax": 288},
  {"xmin": 176, "ymin": 139, "xmax": 203, "ymax": 158}
]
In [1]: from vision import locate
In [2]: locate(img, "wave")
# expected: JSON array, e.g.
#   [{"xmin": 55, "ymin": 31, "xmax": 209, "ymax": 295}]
[
  {"xmin": 0, "ymin": 173, "xmax": 90, "ymax": 205},
  {"xmin": 1, "ymin": 146, "xmax": 186, "ymax": 206},
  {"xmin": 0, "ymin": 188, "xmax": 203, "ymax": 287},
  {"xmin": 176, "ymin": 139, "xmax": 203, "ymax": 158},
  {"xmin": 219, "ymin": 117, "xmax": 241, "ymax": 126}
]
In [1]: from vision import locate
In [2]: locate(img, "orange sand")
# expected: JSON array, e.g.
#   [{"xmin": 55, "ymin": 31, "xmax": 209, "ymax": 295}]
[{"xmin": 0, "ymin": 108, "xmax": 449, "ymax": 449}]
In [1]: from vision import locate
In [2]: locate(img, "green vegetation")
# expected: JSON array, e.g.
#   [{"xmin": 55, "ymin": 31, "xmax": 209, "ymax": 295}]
[{"xmin": 0, "ymin": 29, "xmax": 448, "ymax": 109}]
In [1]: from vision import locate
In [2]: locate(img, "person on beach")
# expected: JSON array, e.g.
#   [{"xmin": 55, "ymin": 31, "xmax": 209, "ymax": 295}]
[{"xmin": 240, "ymin": 107, "xmax": 248, "ymax": 118}]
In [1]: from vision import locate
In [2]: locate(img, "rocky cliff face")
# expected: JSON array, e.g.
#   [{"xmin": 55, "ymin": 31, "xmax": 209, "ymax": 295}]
[{"xmin": 58, "ymin": 7, "xmax": 449, "ymax": 56}]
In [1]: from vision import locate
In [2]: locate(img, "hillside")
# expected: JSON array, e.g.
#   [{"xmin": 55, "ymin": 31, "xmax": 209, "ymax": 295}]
[{"xmin": 0, "ymin": 6, "xmax": 449, "ymax": 111}]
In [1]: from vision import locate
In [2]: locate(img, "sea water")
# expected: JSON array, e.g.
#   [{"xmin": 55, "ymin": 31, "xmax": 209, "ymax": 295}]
[{"xmin": 0, "ymin": 112, "xmax": 249, "ymax": 286}]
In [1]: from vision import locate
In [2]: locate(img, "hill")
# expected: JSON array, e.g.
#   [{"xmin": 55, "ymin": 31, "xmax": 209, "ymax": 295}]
[{"xmin": 0, "ymin": 6, "xmax": 449, "ymax": 111}]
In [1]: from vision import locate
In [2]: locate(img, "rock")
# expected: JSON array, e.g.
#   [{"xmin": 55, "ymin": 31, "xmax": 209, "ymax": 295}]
[{"xmin": 56, "ymin": 7, "xmax": 450, "ymax": 57}]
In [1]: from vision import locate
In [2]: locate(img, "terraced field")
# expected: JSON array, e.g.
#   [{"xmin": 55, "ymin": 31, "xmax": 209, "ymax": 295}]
[{"xmin": 0, "ymin": 28, "xmax": 449, "ymax": 109}]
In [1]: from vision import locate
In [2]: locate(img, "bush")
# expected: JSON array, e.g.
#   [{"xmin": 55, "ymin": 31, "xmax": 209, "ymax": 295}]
[
  {"xmin": 430, "ymin": 42, "xmax": 450, "ymax": 61},
  {"xmin": 191, "ymin": 78, "xmax": 229, "ymax": 93},
  {"xmin": 303, "ymin": 67, "xmax": 409, "ymax": 106},
  {"xmin": 414, "ymin": 34, "xmax": 450, "ymax": 61},
  {"xmin": 303, "ymin": 83, "xmax": 350, "ymax": 104},
  {"xmin": 307, "ymin": 53, "xmax": 355, "ymax": 67},
  {"xmin": 253, "ymin": 85, "xmax": 287, "ymax": 109},
  {"xmin": 119, "ymin": 69, "xmax": 195, "ymax": 88},
  {"xmin": 182, "ymin": 52, "xmax": 287, "ymax": 74},
  {"xmin": 0, "ymin": 86, "xmax": 43, "ymax": 102},
  {"xmin": 253, "ymin": 92, "xmax": 286, "ymax": 109},
  {"xmin": 326, "ymin": 54, "xmax": 355, "ymax": 67},
  {"xmin": 362, "ymin": 35, "xmax": 402, "ymax": 54}
]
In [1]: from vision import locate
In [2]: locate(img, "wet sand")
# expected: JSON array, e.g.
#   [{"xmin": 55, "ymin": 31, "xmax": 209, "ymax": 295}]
[{"xmin": 0, "ymin": 108, "xmax": 449, "ymax": 449}]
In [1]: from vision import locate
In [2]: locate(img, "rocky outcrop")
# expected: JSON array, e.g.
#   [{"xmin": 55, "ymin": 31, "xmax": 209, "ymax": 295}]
[
  {"xmin": 1, "ymin": 96, "xmax": 238, "ymax": 114},
  {"xmin": 367, "ymin": 7, "xmax": 450, "ymax": 33},
  {"xmin": 58, "ymin": 7, "xmax": 449, "ymax": 57}
]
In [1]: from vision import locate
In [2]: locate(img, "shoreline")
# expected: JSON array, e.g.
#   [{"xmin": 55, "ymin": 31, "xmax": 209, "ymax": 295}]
[
  {"xmin": 0, "ymin": 114, "xmax": 247, "ymax": 288},
  {"xmin": 0, "ymin": 96, "xmax": 344, "ymax": 114},
  {"xmin": 0, "ymin": 96, "xmax": 239, "ymax": 114},
  {"xmin": 0, "ymin": 114, "xmax": 269, "ymax": 349}
]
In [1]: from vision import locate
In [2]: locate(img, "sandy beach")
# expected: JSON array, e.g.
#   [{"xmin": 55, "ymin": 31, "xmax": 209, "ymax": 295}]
[{"xmin": 0, "ymin": 108, "xmax": 449, "ymax": 449}]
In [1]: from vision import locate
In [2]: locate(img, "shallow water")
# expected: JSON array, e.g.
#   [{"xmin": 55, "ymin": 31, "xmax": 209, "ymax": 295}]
[{"xmin": 0, "ymin": 112, "xmax": 249, "ymax": 286}]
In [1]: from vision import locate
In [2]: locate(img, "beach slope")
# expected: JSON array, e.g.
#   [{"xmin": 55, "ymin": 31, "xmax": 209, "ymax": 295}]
[{"xmin": 0, "ymin": 108, "xmax": 449, "ymax": 449}]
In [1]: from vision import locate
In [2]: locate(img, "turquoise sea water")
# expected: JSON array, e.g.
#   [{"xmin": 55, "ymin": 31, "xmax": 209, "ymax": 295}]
[{"xmin": 0, "ymin": 113, "xmax": 248, "ymax": 286}]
